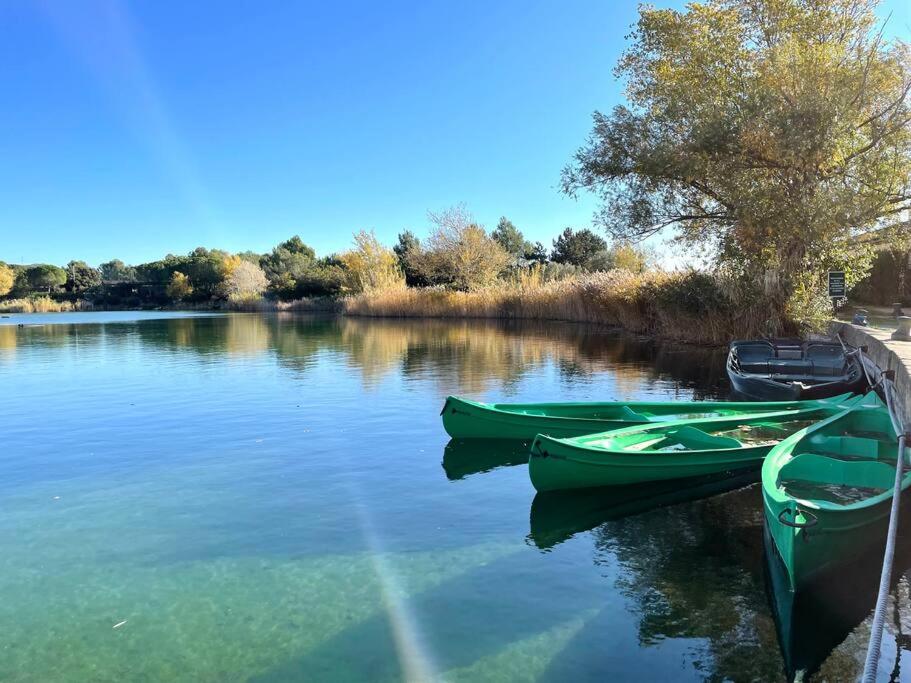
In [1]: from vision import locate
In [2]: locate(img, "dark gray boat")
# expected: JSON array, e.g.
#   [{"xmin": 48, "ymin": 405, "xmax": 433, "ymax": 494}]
[{"xmin": 726, "ymin": 339, "xmax": 867, "ymax": 400}]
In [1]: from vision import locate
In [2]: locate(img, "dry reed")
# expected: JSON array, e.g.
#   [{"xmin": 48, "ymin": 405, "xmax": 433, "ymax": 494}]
[
  {"xmin": 0, "ymin": 297, "xmax": 85, "ymax": 313},
  {"xmin": 342, "ymin": 270, "xmax": 776, "ymax": 345}
]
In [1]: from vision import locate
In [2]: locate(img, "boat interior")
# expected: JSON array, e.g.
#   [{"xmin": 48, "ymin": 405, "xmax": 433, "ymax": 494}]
[
  {"xmin": 777, "ymin": 409, "xmax": 901, "ymax": 505},
  {"xmin": 585, "ymin": 415, "xmax": 827, "ymax": 452},
  {"xmin": 731, "ymin": 340, "xmax": 853, "ymax": 380},
  {"xmin": 495, "ymin": 402, "xmax": 776, "ymax": 421}
]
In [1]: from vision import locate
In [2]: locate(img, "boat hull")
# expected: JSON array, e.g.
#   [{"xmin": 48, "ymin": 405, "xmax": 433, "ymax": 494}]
[
  {"xmin": 529, "ymin": 440, "xmax": 770, "ymax": 491},
  {"xmin": 441, "ymin": 394, "xmax": 853, "ymax": 440},
  {"xmin": 763, "ymin": 492, "xmax": 895, "ymax": 590},
  {"xmin": 442, "ymin": 396, "xmax": 638, "ymax": 439},
  {"xmin": 729, "ymin": 370, "xmax": 866, "ymax": 401}
]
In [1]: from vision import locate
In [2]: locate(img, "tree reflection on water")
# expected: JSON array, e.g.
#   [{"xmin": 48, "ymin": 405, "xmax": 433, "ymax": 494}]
[{"xmin": 3, "ymin": 313, "xmax": 729, "ymax": 397}]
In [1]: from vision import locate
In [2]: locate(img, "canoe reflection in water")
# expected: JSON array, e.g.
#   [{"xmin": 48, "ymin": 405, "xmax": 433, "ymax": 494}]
[
  {"xmin": 764, "ymin": 511, "xmax": 911, "ymax": 682},
  {"xmin": 439, "ymin": 398, "xmax": 911, "ymax": 678},
  {"xmin": 441, "ymin": 439, "xmax": 532, "ymax": 480},
  {"xmin": 527, "ymin": 469, "xmax": 759, "ymax": 550}
]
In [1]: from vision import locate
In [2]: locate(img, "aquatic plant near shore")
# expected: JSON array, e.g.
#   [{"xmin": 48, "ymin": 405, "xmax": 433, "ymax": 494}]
[
  {"xmin": 342, "ymin": 269, "xmax": 783, "ymax": 345},
  {"xmin": 0, "ymin": 296, "xmax": 84, "ymax": 313},
  {"xmin": 225, "ymin": 296, "xmax": 342, "ymax": 313}
]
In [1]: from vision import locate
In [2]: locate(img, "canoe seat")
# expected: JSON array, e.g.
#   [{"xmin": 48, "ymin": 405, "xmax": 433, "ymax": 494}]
[
  {"xmin": 810, "ymin": 358, "xmax": 848, "ymax": 377},
  {"xmin": 666, "ymin": 426, "xmax": 742, "ymax": 450},
  {"xmin": 777, "ymin": 453, "xmax": 896, "ymax": 505},
  {"xmin": 739, "ymin": 361, "xmax": 770, "ymax": 374},
  {"xmin": 737, "ymin": 342, "xmax": 774, "ymax": 360},
  {"xmin": 804, "ymin": 435, "xmax": 897, "ymax": 462},
  {"xmin": 617, "ymin": 406, "xmax": 650, "ymax": 421},
  {"xmin": 769, "ymin": 359, "xmax": 813, "ymax": 377},
  {"xmin": 806, "ymin": 344, "xmax": 845, "ymax": 361}
]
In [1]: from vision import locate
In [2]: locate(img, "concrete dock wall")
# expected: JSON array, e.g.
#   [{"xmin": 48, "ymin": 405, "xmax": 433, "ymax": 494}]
[{"xmin": 832, "ymin": 322, "xmax": 911, "ymax": 432}]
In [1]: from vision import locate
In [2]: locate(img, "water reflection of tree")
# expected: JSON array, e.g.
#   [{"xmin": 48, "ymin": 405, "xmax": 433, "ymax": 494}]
[
  {"xmin": 337, "ymin": 318, "xmax": 728, "ymax": 397},
  {"xmin": 9, "ymin": 314, "xmax": 729, "ymax": 398},
  {"xmin": 577, "ymin": 488, "xmax": 911, "ymax": 681},
  {"xmin": 0, "ymin": 325, "xmax": 17, "ymax": 355},
  {"xmin": 587, "ymin": 486, "xmax": 786, "ymax": 681}
]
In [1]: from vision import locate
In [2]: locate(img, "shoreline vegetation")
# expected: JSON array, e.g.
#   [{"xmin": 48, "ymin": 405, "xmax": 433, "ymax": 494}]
[
  {"xmin": 1, "ymin": 216, "xmax": 790, "ymax": 346},
  {"xmin": 0, "ymin": 220, "xmax": 898, "ymax": 346},
  {"xmin": 1, "ymin": 268, "xmax": 784, "ymax": 346}
]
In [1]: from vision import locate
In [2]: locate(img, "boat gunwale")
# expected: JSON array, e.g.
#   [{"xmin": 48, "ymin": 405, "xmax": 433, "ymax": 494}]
[
  {"xmin": 530, "ymin": 400, "xmax": 866, "ymax": 462},
  {"xmin": 762, "ymin": 397, "xmax": 906, "ymax": 514},
  {"xmin": 444, "ymin": 393, "xmax": 857, "ymax": 425}
]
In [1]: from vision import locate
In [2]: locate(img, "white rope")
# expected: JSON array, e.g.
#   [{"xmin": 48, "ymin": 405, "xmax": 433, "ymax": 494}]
[{"xmin": 862, "ymin": 374, "xmax": 906, "ymax": 683}]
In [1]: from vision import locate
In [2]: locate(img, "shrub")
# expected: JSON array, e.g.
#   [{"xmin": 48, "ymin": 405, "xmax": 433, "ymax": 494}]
[
  {"xmin": 165, "ymin": 272, "xmax": 193, "ymax": 301},
  {"xmin": 406, "ymin": 206, "xmax": 510, "ymax": 290},
  {"xmin": 224, "ymin": 261, "xmax": 268, "ymax": 300},
  {"xmin": 655, "ymin": 270, "xmax": 730, "ymax": 317},
  {"xmin": 296, "ymin": 264, "xmax": 346, "ymax": 297},
  {"xmin": 339, "ymin": 230, "xmax": 405, "ymax": 293}
]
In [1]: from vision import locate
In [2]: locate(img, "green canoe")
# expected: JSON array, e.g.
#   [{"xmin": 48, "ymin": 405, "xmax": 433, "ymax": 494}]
[
  {"xmin": 762, "ymin": 392, "xmax": 906, "ymax": 590},
  {"xmin": 527, "ymin": 395, "xmax": 866, "ymax": 493},
  {"xmin": 441, "ymin": 393, "xmax": 858, "ymax": 440}
]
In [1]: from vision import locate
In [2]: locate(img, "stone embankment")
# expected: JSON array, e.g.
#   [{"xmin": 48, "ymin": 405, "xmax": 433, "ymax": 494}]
[{"xmin": 832, "ymin": 322, "xmax": 911, "ymax": 431}]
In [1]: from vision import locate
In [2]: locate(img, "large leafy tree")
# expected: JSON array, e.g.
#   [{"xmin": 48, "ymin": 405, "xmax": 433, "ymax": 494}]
[
  {"xmin": 524, "ymin": 241, "xmax": 549, "ymax": 264},
  {"xmin": 99, "ymin": 259, "xmax": 137, "ymax": 283},
  {"xmin": 259, "ymin": 236, "xmax": 318, "ymax": 297},
  {"xmin": 184, "ymin": 247, "xmax": 229, "ymax": 297},
  {"xmin": 491, "ymin": 217, "xmax": 527, "ymax": 257},
  {"xmin": 563, "ymin": 0, "xmax": 911, "ymax": 297},
  {"xmin": 393, "ymin": 230, "xmax": 427, "ymax": 286},
  {"xmin": 551, "ymin": 228, "xmax": 608, "ymax": 267},
  {"xmin": 26, "ymin": 264, "xmax": 67, "ymax": 293},
  {"xmin": 66, "ymin": 260, "xmax": 102, "ymax": 292}
]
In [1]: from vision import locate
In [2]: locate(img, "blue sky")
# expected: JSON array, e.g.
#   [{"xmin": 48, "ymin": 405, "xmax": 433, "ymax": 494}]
[{"xmin": 0, "ymin": 1, "xmax": 908, "ymax": 266}]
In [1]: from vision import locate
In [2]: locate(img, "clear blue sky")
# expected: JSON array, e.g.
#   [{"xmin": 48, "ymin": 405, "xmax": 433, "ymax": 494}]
[{"xmin": 1, "ymin": 1, "xmax": 908, "ymax": 267}]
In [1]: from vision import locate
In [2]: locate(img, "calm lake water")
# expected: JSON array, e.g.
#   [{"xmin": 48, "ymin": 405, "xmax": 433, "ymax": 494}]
[{"xmin": 2, "ymin": 312, "xmax": 910, "ymax": 682}]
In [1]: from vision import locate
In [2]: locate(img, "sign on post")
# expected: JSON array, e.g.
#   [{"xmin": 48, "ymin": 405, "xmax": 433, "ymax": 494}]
[{"xmin": 828, "ymin": 271, "xmax": 846, "ymax": 299}]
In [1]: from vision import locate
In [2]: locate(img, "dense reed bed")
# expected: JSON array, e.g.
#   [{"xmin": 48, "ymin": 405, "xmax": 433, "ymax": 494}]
[
  {"xmin": 225, "ymin": 296, "xmax": 342, "ymax": 313},
  {"xmin": 0, "ymin": 297, "xmax": 85, "ymax": 313},
  {"xmin": 343, "ymin": 270, "xmax": 782, "ymax": 345}
]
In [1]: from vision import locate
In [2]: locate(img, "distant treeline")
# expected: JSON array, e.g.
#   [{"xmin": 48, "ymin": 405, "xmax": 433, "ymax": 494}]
[{"xmin": 0, "ymin": 208, "xmax": 650, "ymax": 308}]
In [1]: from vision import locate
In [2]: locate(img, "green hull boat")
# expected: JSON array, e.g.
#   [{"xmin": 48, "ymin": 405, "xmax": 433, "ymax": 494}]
[
  {"xmin": 762, "ymin": 392, "xmax": 905, "ymax": 590},
  {"xmin": 441, "ymin": 393, "xmax": 858, "ymax": 440},
  {"xmin": 527, "ymin": 395, "xmax": 865, "ymax": 493}
]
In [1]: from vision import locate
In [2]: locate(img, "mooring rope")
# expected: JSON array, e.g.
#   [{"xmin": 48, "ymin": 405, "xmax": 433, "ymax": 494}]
[{"xmin": 862, "ymin": 369, "xmax": 907, "ymax": 683}]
